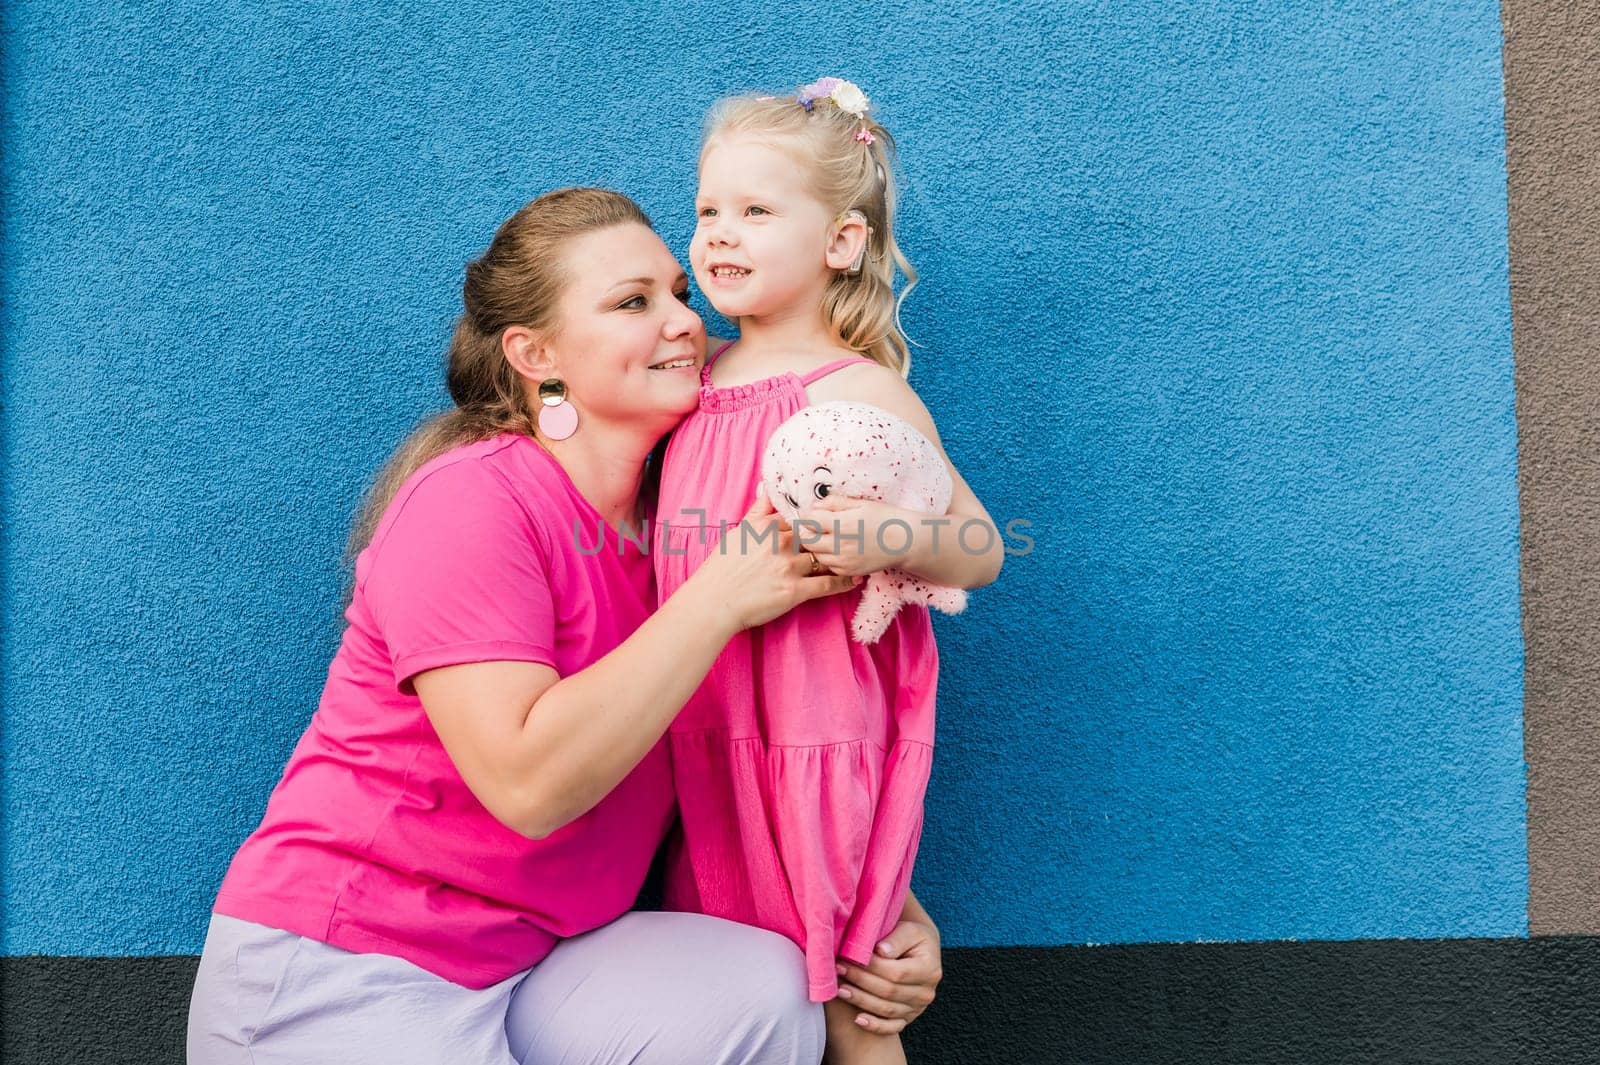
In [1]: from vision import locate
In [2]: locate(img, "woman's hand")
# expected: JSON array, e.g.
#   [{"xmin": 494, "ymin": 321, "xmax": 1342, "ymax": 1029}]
[
  {"xmin": 686, "ymin": 494, "xmax": 861, "ymax": 634},
  {"xmin": 833, "ymin": 916, "xmax": 943, "ymax": 1035},
  {"xmin": 795, "ymin": 496, "xmax": 920, "ymax": 577}
]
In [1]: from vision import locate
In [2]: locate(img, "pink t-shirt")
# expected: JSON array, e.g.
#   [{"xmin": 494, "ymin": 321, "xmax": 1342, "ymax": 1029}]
[{"xmin": 214, "ymin": 433, "xmax": 672, "ymax": 989}]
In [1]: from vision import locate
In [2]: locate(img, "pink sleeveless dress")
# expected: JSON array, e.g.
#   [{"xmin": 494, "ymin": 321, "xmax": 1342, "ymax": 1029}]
[{"xmin": 654, "ymin": 341, "xmax": 939, "ymax": 1003}]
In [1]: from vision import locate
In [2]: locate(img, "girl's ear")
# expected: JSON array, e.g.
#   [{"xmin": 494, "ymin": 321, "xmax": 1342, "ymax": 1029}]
[
  {"xmin": 502, "ymin": 326, "xmax": 557, "ymax": 382},
  {"xmin": 825, "ymin": 210, "xmax": 871, "ymax": 273}
]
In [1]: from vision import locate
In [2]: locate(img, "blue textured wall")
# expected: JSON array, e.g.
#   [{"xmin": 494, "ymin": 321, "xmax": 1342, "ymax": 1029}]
[{"xmin": 1, "ymin": 0, "xmax": 1523, "ymax": 956}]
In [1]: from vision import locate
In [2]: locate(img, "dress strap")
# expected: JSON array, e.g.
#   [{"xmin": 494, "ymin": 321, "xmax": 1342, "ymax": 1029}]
[
  {"xmin": 799, "ymin": 357, "xmax": 869, "ymax": 386},
  {"xmin": 701, "ymin": 340, "xmax": 737, "ymax": 384}
]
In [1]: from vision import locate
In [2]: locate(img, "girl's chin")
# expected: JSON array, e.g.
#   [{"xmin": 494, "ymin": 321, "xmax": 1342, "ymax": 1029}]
[{"xmin": 703, "ymin": 293, "xmax": 764, "ymax": 320}]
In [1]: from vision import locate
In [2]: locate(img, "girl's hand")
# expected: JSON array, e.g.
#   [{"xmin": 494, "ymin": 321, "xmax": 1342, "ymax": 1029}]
[
  {"xmin": 833, "ymin": 918, "xmax": 943, "ymax": 1035},
  {"xmin": 796, "ymin": 496, "xmax": 921, "ymax": 578},
  {"xmin": 687, "ymin": 494, "xmax": 861, "ymax": 633}
]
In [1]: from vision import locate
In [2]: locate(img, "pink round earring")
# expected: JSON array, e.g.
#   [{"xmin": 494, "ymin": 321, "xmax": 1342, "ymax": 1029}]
[{"xmin": 537, "ymin": 378, "xmax": 578, "ymax": 440}]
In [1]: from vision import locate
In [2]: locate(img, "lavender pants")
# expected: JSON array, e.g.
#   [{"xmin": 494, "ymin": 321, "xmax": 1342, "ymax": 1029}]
[{"xmin": 187, "ymin": 912, "xmax": 825, "ymax": 1065}]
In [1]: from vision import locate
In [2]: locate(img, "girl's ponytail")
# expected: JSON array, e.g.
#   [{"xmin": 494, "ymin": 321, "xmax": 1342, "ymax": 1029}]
[{"xmin": 818, "ymin": 120, "xmax": 917, "ymax": 377}]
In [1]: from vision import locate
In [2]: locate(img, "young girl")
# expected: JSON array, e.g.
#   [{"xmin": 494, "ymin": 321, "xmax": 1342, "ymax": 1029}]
[{"xmin": 654, "ymin": 79, "xmax": 1003, "ymax": 1064}]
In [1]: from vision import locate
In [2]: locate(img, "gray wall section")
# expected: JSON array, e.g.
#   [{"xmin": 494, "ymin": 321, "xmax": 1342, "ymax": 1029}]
[
  {"xmin": 1504, "ymin": 3, "xmax": 1600, "ymax": 933},
  {"xmin": 14, "ymin": 941, "xmax": 1600, "ymax": 1064}
]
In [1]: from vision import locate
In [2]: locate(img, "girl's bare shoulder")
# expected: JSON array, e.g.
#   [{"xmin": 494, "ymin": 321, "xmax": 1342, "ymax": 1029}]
[{"xmin": 804, "ymin": 355, "xmax": 916, "ymax": 408}]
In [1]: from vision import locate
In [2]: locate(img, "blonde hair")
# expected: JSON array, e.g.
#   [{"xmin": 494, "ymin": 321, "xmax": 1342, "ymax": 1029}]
[
  {"xmin": 702, "ymin": 90, "xmax": 917, "ymax": 376},
  {"xmin": 345, "ymin": 187, "xmax": 652, "ymax": 564}
]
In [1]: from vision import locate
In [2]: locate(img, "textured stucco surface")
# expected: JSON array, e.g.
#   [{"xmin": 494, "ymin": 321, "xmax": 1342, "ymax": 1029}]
[
  {"xmin": 1504, "ymin": 1, "xmax": 1600, "ymax": 935},
  {"xmin": 2, "ymin": 1, "xmax": 1524, "ymax": 958}
]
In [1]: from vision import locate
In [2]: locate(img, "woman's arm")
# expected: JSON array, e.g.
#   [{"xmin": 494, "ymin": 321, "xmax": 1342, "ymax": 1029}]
[
  {"xmin": 803, "ymin": 363, "xmax": 1005, "ymax": 590},
  {"xmin": 414, "ymin": 496, "xmax": 859, "ymax": 839},
  {"xmin": 835, "ymin": 888, "xmax": 944, "ymax": 1035}
]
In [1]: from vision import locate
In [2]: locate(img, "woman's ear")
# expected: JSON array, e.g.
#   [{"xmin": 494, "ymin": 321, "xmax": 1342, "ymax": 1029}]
[
  {"xmin": 825, "ymin": 210, "xmax": 871, "ymax": 274},
  {"xmin": 502, "ymin": 326, "xmax": 556, "ymax": 382}
]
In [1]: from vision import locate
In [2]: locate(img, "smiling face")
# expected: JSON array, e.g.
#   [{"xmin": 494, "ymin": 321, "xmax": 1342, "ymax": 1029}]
[
  {"xmin": 537, "ymin": 223, "xmax": 707, "ymax": 433},
  {"xmin": 690, "ymin": 136, "xmax": 838, "ymax": 322}
]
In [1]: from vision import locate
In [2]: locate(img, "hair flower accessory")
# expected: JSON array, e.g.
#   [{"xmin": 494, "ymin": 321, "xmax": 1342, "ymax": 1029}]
[
  {"xmin": 829, "ymin": 81, "xmax": 870, "ymax": 118},
  {"xmin": 796, "ymin": 76, "xmax": 842, "ymax": 111},
  {"xmin": 796, "ymin": 76, "xmax": 871, "ymax": 120}
]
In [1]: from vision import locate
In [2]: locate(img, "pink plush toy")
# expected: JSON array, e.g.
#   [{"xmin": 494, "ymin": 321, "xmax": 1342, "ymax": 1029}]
[{"xmin": 761, "ymin": 401, "xmax": 968, "ymax": 643}]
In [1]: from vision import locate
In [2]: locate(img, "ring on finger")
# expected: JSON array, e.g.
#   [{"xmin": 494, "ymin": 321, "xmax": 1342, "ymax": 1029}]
[{"xmin": 804, "ymin": 550, "xmax": 824, "ymax": 575}]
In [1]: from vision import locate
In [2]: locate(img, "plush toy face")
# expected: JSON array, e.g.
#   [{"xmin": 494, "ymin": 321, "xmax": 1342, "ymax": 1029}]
[{"xmin": 761, "ymin": 401, "xmax": 953, "ymax": 522}]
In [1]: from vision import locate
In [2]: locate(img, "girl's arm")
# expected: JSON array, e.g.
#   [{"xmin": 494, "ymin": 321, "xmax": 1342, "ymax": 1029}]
[
  {"xmin": 804, "ymin": 362, "xmax": 1004, "ymax": 589},
  {"xmin": 414, "ymin": 497, "xmax": 860, "ymax": 840}
]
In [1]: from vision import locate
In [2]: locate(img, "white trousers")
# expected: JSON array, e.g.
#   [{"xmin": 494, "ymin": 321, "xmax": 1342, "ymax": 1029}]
[{"xmin": 187, "ymin": 911, "xmax": 825, "ymax": 1065}]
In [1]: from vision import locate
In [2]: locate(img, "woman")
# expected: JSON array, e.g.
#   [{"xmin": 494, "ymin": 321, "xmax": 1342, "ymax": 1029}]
[{"xmin": 187, "ymin": 188, "xmax": 941, "ymax": 1064}]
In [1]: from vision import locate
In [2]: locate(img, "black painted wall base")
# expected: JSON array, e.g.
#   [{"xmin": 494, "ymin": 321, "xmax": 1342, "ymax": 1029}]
[{"xmin": 7, "ymin": 938, "xmax": 1600, "ymax": 1064}]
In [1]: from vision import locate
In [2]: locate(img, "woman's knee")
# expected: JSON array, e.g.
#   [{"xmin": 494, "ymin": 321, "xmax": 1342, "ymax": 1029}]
[
  {"xmin": 632, "ymin": 913, "xmax": 824, "ymax": 1065},
  {"xmin": 507, "ymin": 911, "xmax": 823, "ymax": 1065},
  {"xmin": 712, "ymin": 920, "xmax": 825, "ymax": 1063}
]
